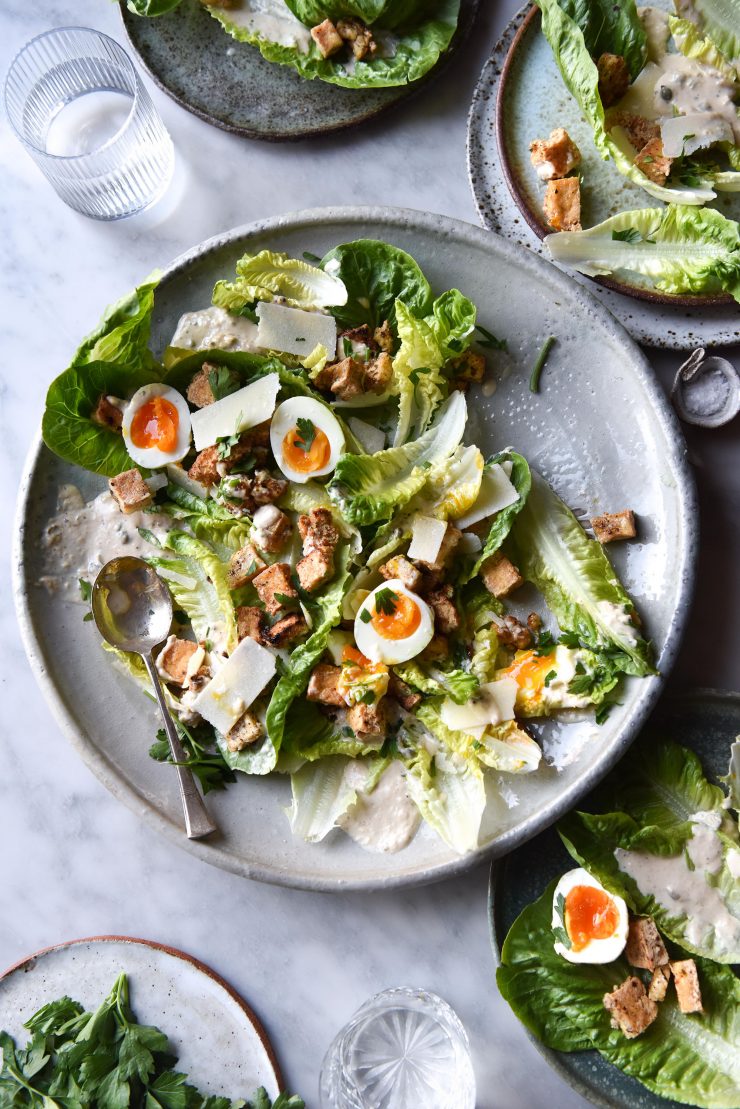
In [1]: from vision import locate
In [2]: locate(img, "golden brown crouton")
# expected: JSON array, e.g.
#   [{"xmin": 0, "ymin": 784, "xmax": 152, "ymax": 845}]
[
  {"xmin": 414, "ymin": 523, "xmax": 462, "ymax": 574},
  {"xmin": 626, "ymin": 916, "xmax": 669, "ymax": 970},
  {"xmin": 314, "ymin": 356, "xmax": 365, "ymax": 400},
  {"xmin": 253, "ymin": 562, "xmax": 297, "ymax": 616},
  {"xmin": 228, "ymin": 543, "xmax": 266, "ymax": 589},
  {"xmin": 388, "ymin": 672, "xmax": 422, "ymax": 711},
  {"xmin": 450, "ymin": 350, "xmax": 487, "ymax": 386},
  {"xmin": 263, "ymin": 612, "xmax": 308, "ymax": 648},
  {"xmin": 298, "ymin": 507, "xmax": 340, "ymax": 556},
  {"xmin": 186, "ymin": 363, "xmax": 218, "ymax": 409},
  {"xmin": 337, "ymin": 17, "xmax": 376, "ymax": 60},
  {"xmin": 252, "ymin": 505, "xmax": 292, "ymax": 554},
  {"xmin": 421, "ymin": 634, "xmax": 450, "ymax": 662},
  {"xmin": 92, "ymin": 394, "xmax": 123, "ymax": 431},
  {"xmin": 481, "ymin": 552, "xmax": 524, "ymax": 598},
  {"xmin": 597, "ymin": 53, "xmax": 631, "ymax": 107},
  {"xmin": 226, "ymin": 710, "xmax": 263, "ymax": 752},
  {"xmin": 379, "ymin": 555, "xmax": 422, "ymax": 592},
  {"xmin": 157, "ymin": 637, "xmax": 199, "ymax": 687},
  {"xmin": 543, "ymin": 177, "xmax": 582, "ymax": 232},
  {"xmin": 236, "ymin": 605, "xmax": 264, "ymax": 643},
  {"xmin": 188, "ymin": 446, "xmax": 221, "ymax": 488},
  {"xmin": 603, "ymin": 976, "xmax": 659, "ymax": 1038},
  {"xmin": 339, "ymin": 324, "xmax": 376, "ymax": 350},
  {"xmin": 374, "ymin": 319, "xmax": 394, "ymax": 353},
  {"xmin": 498, "ymin": 615, "xmax": 533, "ymax": 650},
  {"xmin": 109, "ymin": 468, "xmax": 152, "ymax": 514},
  {"xmin": 611, "ymin": 112, "xmax": 660, "ymax": 151},
  {"xmin": 310, "ymin": 17, "xmax": 343, "ymax": 58},
  {"xmin": 648, "ymin": 965, "xmax": 671, "ymax": 1002},
  {"xmin": 671, "ymin": 960, "xmax": 703, "ymax": 1013},
  {"xmin": 307, "ymin": 663, "xmax": 345, "ymax": 707},
  {"xmin": 297, "ymin": 549, "xmax": 335, "ymax": 593},
  {"xmin": 591, "ymin": 510, "xmax": 637, "ymax": 545},
  {"xmin": 529, "ymin": 127, "xmax": 581, "ymax": 180},
  {"xmin": 635, "ymin": 137, "xmax": 672, "ymax": 184},
  {"xmin": 426, "ymin": 584, "xmax": 460, "ymax": 634},
  {"xmin": 347, "ymin": 699, "xmax": 386, "ymax": 743},
  {"xmin": 251, "ymin": 469, "xmax": 288, "ymax": 506},
  {"xmin": 363, "ymin": 352, "xmax": 393, "ymax": 394}
]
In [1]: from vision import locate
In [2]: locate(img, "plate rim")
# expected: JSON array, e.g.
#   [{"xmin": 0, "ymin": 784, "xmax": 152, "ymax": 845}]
[
  {"xmin": 119, "ymin": 0, "xmax": 480, "ymax": 143},
  {"xmin": 13, "ymin": 204, "xmax": 698, "ymax": 892},
  {"xmin": 0, "ymin": 933, "xmax": 283, "ymax": 1093}
]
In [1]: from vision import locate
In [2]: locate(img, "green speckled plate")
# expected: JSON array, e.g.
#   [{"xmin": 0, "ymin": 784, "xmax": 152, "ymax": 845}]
[
  {"xmin": 120, "ymin": 0, "xmax": 478, "ymax": 142},
  {"xmin": 489, "ymin": 688, "xmax": 740, "ymax": 1109}
]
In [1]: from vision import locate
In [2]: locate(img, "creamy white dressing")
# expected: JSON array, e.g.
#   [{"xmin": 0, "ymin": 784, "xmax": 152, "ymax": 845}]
[
  {"xmin": 595, "ymin": 601, "xmax": 640, "ymax": 648},
  {"xmin": 216, "ymin": 0, "xmax": 312, "ymax": 51},
  {"xmin": 170, "ymin": 305, "xmax": 261, "ymax": 353},
  {"xmin": 540, "ymin": 646, "xmax": 593, "ymax": 710},
  {"xmin": 338, "ymin": 760, "xmax": 420, "ymax": 853},
  {"xmin": 41, "ymin": 486, "xmax": 173, "ymax": 600},
  {"xmin": 638, "ymin": 5, "xmax": 671, "ymax": 61}
]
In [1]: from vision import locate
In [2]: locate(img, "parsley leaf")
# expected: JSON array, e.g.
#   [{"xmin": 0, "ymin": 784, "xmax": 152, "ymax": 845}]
[
  {"xmin": 216, "ymin": 431, "xmax": 241, "ymax": 460},
  {"xmin": 553, "ymin": 892, "xmax": 572, "ymax": 949},
  {"xmin": 302, "ymin": 251, "xmax": 321, "ymax": 263},
  {"xmin": 535, "ymin": 630, "xmax": 557, "ymax": 656},
  {"xmin": 293, "ymin": 418, "xmax": 316, "ymax": 453},
  {"xmin": 373, "ymin": 587, "xmax": 398, "ymax": 616},
  {"xmin": 476, "ymin": 324, "xmax": 508, "ymax": 351},
  {"xmin": 611, "ymin": 227, "xmax": 643, "ymax": 244},
  {"xmin": 359, "ymin": 609, "xmax": 372, "ymax": 624},
  {"xmin": 207, "ymin": 365, "xmax": 240, "ymax": 402},
  {"xmin": 543, "ymin": 670, "xmax": 557, "ymax": 687},
  {"xmin": 149, "ymin": 719, "xmax": 235, "ymax": 794}
]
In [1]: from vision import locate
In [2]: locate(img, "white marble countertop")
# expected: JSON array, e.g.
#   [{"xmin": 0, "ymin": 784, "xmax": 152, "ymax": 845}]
[{"xmin": 0, "ymin": 2, "xmax": 738, "ymax": 1106}]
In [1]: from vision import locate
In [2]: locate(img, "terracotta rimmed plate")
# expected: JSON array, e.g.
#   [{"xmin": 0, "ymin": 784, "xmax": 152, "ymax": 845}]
[
  {"xmin": 467, "ymin": 3, "xmax": 740, "ymax": 348},
  {"xmin": 488, "ymin": 688, "xmax": 740, "ymax": 1109},
  {"xmin": 14, "ymin": 206, "xmax": 696, "ymax": 891},
  {"xmin": 0, "ymin": 936, "xmax": 282, "ymax": 1101},
  {"xmin": 120, "ymin": 0, "xmax": 479, "ymax": 142}
]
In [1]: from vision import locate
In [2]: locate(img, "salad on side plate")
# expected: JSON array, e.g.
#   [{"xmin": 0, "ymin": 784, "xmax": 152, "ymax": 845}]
[{"xmin": 40, "ymin": 239, "xmax": 655, "ymax": 857}]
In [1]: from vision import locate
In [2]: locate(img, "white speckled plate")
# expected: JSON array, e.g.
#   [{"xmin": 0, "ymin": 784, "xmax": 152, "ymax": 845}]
[
  {"xmin": 0, "ymin": 937, "xmax": 281, "ymax": 1100},
  {"xmin": 467, "ymin": 3, "xmax": 740, "ymax": 350},
  {"xmin": 14, "ymin": 207, "xmax": 696, "ymax": 891}
]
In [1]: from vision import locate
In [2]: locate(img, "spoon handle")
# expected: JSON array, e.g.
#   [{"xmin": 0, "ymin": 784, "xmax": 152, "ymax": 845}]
[{"xmin": 143, "ymin": 654, "xmax": 218, "ymax": 840}]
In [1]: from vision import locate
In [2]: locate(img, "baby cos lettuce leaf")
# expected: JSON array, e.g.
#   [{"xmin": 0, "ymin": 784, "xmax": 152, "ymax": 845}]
[
  {"xmin": 669, "ymin": 14, "xmax": 739, "ymax": 81},
  {"xmin": 126, "ymin": 0, "xmax": 182, "ymax": 13},
  {"xmin": 497, "ymin": 878, "xmax": 740, "ymax": 1107},
  {"xmin": 212, "ymin": 249, "xmax": 347, "ymax": 314},
  {"xmin": 546, "ymin": 206, "xmax": 740, "ymax": 303},
  {"xmin": 553, "ymin": 0, "xmax": 647, "ymax": 78},
  {"xmin": 404, "ymin": 746, "xmax": 487, "ymax": 855},
  {"xmin": 676, "ymin": 0, "xmax": 740, "ymax": 71},
  {"xmin": 320, "ymin": 239, "xmax": 432, "ymax": 330},
  {"xmin": 71, "ymin": 273, "xmax": 161, "ymax": 370},
  {"xmin": 285, "ymin": 0, "xmax": 432, "ymax": 30},
  {"xmin": 509, "ymin": 472, "xmax": 654, "ymax": 676},
  {"xmin": 465, "ymin": 451, "xmax": 532, "ymax": 582},
  {"xmin": 288, "ymin": 757, "xmax": 358, "ymax": 843}
]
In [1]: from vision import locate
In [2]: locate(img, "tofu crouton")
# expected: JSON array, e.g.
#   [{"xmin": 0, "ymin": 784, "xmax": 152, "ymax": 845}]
[
  {"xmin": 109, "ymin": 468, "xmax": 152, "ymax": 514},
  {"xmin": 92, "ymin": 394, "xmax": 123, "ymax": 431},
  {"xmin": 426, "ymin": 584, "xmax": 460, "ymax": 634},
  {"xmin": 543, "ymin": 177, "xmax": 582, "ymax": 232},
  {"xmin": 634, "ymin": 136, "xmax": 673, "ymax": 184},
  {"xmin": 263, "ymin": 612, "xmax": 308, "ymax": 648},
  {"xmin": 671, "ymin": 960, "xmax": 703, "ymax": 1013},
  {"xmin": 591, "ymin": 509, "xmax": 637, "ymax": 544},
  {"xmin": 188, "ymin": 446, "xmax": 221, "ymax": 488},
  {"xmin": 253, "ymin": 562, "xmax": 297, "ymax": 616},
  {"xmin": 236, "ymin": 605, "xmax": 264, "ymax": 643},
  {"xmin": 363, "ymin": 351, "xmax": 392, "ymax": 394},
  {"xmin": 307, "ymin": 663, "xmax": 345, "ymax": 707},
  {"xmin": 597, "ymin": 53, "xmax": 631, "ymax": 108},
  {"xmin": 603, "ymin": 976, "xmax": 659, "ymax": 1038},
  {"xmin": 336, "ymin": 17, "xmax": 376, "ymax": 60},
  {"xmin": 186, "ymin": 362, "xmax": 218, "ymax": 409},
  {"xmin": 379, "ymin": 555, "xmax": 422, "ymax": 592},
  {"xmin": 611, "ymin": 112, "xmax": 660, "ymax": 152},
  {"xmin": 250, "ymin": 469, "xmax": 288, "ymax": 507},
  {"xmin": 252, "ymin": 505, "xmax": 292, "ymax": 554},
  {"xmin": 529, "ymin": 127, "xmax": 581, "ymax": 180},
  {"xmin": 626, "ymin": 916, "xmax": 669, "ymax": 970},
  {"xmin": 481, "ymin": 552, "xmax": 524, "ymax": 598},
  {"xmin": 157, "ymin": 637, "xmax": 200, "ymax": 687},
  {"xmin": 347, "ymin": 699, "xmax": 386, "ymax": 743},
  {"xmin": 310, "ymin": 17, "xmax": 343, "ymax": 58},
  {"xmin": 648, "ymin": 965, "xmax": 671, "ymax": 1002},
  {"xmin": 498, "ymin": 615, "xmax": 533, "ymax": 650},
  {"xmin": 414, "ymin": 523, "xmax": 462, "ymax": 574},
  {"xmin": 450, "ymin": 350, "xmax": 486, "ymax": 387},
  {"xmin": 374, "ymin": 319, "xmax": 394, "ymax": 353},
  {"xmin": 297, "ymin": 549, "xmax": 334, "ymax": 593},
  {"xmin": 298, "ymin": 507, "xmax": 340, "ymax": 556},
  {"xmin": 228, "ymin": 543, "xmax": 266, "ymax": 589},
  {"xmin": 314, "ymin": 356, "xmax": 365, "ymax": 400},
  {"xmin": 388, "ymin": 672, "xmax": 422, "ymax": 711},
  {"xmin": 226, "ymin": 710, "xmax": 263, "ymax": 752}
]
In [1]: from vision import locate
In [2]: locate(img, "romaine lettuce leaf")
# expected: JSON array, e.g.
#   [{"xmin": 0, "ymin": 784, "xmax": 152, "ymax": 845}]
[
  {"xmin": 288, "ymin": 757, "xmax": 357, "ymax": 842},
  {"xmin": 669, "ymin": 14, "xmax": 738, "ymax": 80},
  {"xmin": 71, "ymin": 274, "xmax": 161, "ymax": 370},
  {"xmin": 497, "ymin": 878, "xmax": 740, "ymax": 1106},
  {"xmin": 211, "ymin": 249, "xmax": 347, "ymax": 314},
  {"xmin": 404, "ymin": 746, "xmax": 486, "ymax": 854},
  {"xmin": 392, "ymin": 660, "xmax": 478, "ymax": 704},
  {"xmin": 675, "ymin": 0, "xmax": 740, "ymax": 70},
  {"xmin": 127, "ymin": 0, "xmax": 182, "ymax": 13},
  {"xmin": 510, "ymin": 471, "xmax": 654, "ymax": 676},
  {"xmin": 320, "ymin": 239, "xmax": 432, "ymax": 330},
  {"xmin": 465, "ymin": 451, "xmax": 532, "ymax": 582},
  {"xmin": 215, "ymin": 728, "xmax": 277, "ymax": 776},
  {"xmin": 553, "ymin": 0, "xmax": 647, "ymax": 79},
  {"xmin": 284, "ymin": 0, "xmax": 431, "ymax": 30},
  {"xmin": 546, "ymin": 206, "xmax": 740, "ymax": 303},
  {"xmin": 416, "ymin": 701, "xmax": 541, "ymax": 774}
]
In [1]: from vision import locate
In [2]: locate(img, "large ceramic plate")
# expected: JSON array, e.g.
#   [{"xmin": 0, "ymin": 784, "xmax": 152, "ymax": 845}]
[
  {"xmin": 0, "ymin": 936, "xmax": 281, "ymax": 1100},
  {"xmin": 121, "ymin": 0, "xmax": 479, "ymax": 142},
  {"xmin": 488, "ymin": 688, "xmax": 740, "ymax": 1109},
  {"xmin": 467, "ymin": 3, "xmax": 740, "ymax": 349},
  {"xmin": 14, "ymin": 206, "xmax": 696, "ymax": 891}
]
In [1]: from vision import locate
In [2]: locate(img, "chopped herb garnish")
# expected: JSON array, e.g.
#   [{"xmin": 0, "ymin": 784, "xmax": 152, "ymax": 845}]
[
  {"xmin": 208, "ymin": 364, "xmax": 239, "ymax": 401},
  {"xmin": 611, "ymin": 227, "xmax": 643, "ymax": 243},
  {"xmin": 374, "ymin": 587, "xmax": 398, "ymax": 616},
  {"xmin": 529, "ymin": 335, "xmax": 556, "ymax": 393},
  {"xmin": 476, "ymin": 324, "xmax": 508, "ymax": 351},
  {"xmin": 684, "ymin": 846, "xmax": 696, "ymax": 872},
  {"xmin": 535, "ymin": 630, "xmax": 557, "ymax": 656},
  {"xmin": 274, "ymin": 592, "xmax": 297, "ymax": 607},
  {"xmin": 409, "ymin": 367, "xmax": 431, "ymax": 385},
  {"xmin": 302, "ymin": 250, "xmax": 322, "ymax": 263},
  {"xmin": 595, "ymin": 702, "xmax": 613, "ymax": 726},
  {"xmin": 235, "ymin": 303, "xmax": 259, "ymax": 323},
  {"xmin": 342, "ymin": 336, "xmax": 353, "ymax": 357},
  {"xmin": 553, "ymin": 892, "xmax": 572, "ymax": 949},
  {"xmin": 359, "ymin": 689, "xmax": 376, "ymax": 704},
  {"xmin": 294, "ymin": 417, "xmax": 317, "ymax": 452},
  {"xmin": 543, "ymin": 670, "xmax": 557, "ymax": 687},
  {"xmin": 217, "ymin": 431, "xmax": 241, "ymax": 460},
  {"xmin": 447, "ymin": 337, "xmax": 463, "ymax": 352},
  {"xmin": 78, "ymin": 578, "xmax": 92, "ymax": 602},
  {"xmin": 558, "ymin": 631, "xmax": 581, "ymax": 649},
  {"xmin": 359, "ymin": 608, "xmax": 372, "ymax": 623},
  {"xmin": 341, "ymin": 725, "xmax": 355, "ymax": 738}
]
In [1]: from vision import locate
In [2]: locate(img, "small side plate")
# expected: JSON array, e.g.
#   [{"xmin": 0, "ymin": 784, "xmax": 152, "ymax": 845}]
[{"xmin": 488, "ymin": 688, "xmax": 740, "ymax": 1109}]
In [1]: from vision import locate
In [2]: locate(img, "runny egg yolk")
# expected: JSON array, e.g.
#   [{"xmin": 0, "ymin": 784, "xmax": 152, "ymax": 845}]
[
  {"xmin": 341, "ymin": 645, "xmax": 387, "ymax": 681},
  {"xmin": 503, "ymin": 650, "xmax": 556, "ymax": 700},
  {"xmin": 282, "ymin": 425, "xmax": 331, "ymax": 474},
  {"xmin": 371, "ymin": 592, "xmax": 421, "ymax": 641},
  {"xmin": 130, "ymin": 396, "xmax": 179, "ymax": 453},
  {"xmin": 565, "ymin": 885, "xmax": 620, "ymax": 952}
]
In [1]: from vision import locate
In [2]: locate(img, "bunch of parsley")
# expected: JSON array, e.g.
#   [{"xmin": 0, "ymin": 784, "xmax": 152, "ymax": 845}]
[{"xmin": 0, "ymin": 974, "xmax": 303, "ymax": 1109}]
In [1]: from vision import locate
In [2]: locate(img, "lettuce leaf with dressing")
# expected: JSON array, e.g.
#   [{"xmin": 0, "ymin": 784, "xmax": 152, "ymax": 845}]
[
  {"xmin": 319, "ymin": 239, "xmax": 432, "ymax": 330},
  {"xmin": 675, "ymin": 0, "xmax": 740, "ymax": 71}
]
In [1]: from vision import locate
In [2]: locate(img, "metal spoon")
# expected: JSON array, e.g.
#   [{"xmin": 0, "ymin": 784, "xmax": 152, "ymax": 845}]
[{"xmin": 92, "ymin": 556, "xmax": 217, "ymax": 840}]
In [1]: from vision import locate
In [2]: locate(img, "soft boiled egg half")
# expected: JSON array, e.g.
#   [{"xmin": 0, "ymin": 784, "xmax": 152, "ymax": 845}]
[
  {"xmin": 270, "ymin": 396, "xmax": 344, "ymax": 484},
  {"xmin": 122, "ymin": 383, "xmax": 192, "ymax": 469},
  {"xmin": 354, "ymin": 579, "xmax": 434, "ymax": 665},
  {"xmin": 552, "ymin": 868, "xmax": 628, "ymax": 964}
]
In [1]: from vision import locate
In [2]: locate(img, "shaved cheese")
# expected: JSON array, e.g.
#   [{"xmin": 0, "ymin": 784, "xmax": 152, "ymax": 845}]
[
  {"xmin": 256, "ymin": 301, "xmax": 336, "ymax": 358},
  {"xmin": 191, "ymin": 637, "xmax": 276, "ymax": 735},
  {"xmin": 407, "ymin": 515, "xmax": 448, "ymax": 564},
  {"xmin": 455, "ymin": 464, "xmax": 519, "ymax": 529},
  {"xmin": 145, "ymin": 473, "xmax": 168, "ymax": 492},
  {"xmin": 190, "ymin": 373, "xmax": 280, "ymax": 450},
  {"xmin": 440, "ymin": 678, "xmax": 518, "ymax": 734},
  {"xmin": 166, "ymin": 462, "xmax": 210, "ymax": 501},
  {"xmin": 660, "ymin": 113, "xmax": 733, "ymax": 158},
  {"xmin": 348, "ymin": 416, "xmax": 386, "ymax": 455}
]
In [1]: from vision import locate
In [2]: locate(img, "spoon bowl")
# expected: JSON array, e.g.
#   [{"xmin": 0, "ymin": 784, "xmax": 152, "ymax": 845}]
[{"xmin": 92, "ymin": 556, "xmax": 173, "ymax": 654}]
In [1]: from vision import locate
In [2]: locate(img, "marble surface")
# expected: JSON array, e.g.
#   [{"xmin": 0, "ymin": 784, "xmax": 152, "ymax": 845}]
[{"xmin": 0, "ymin": 3, "xmax": 738, "ymax": 1107}]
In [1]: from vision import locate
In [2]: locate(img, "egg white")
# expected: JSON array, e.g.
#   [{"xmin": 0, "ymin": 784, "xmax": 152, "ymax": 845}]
[
  {"xmin": 552, "ymin": 867, "xmax": 628, "ymax": 964},
  {"xmin": 270, "ymin": 396, "xmax": 344, "ymax": 484},
  {"xmin": 354, "ymin": 579, "xmax": 434, "ymax": 665},
  {"xmin": 122, "ymin": 383, "xmax": 192, "ymax": 469}
]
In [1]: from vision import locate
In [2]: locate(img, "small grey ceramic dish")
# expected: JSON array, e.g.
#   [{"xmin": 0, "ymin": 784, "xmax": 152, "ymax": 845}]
[
  {"xmin": 14, "ymin": 206, "xmax": 697, "ymax": 892},
  {"xmin": 488, "ymin": 687, "xmax": 739, "ymax": 1109},
  {"xmin": 0, "ymin": 936, "xmax": 282, "ymax": 1101},
  {"xmin": 467, "ymin": 2, "xmax": 740, "ymax": 350},
  {"xmin": 120, "ymin": 0, "xmax": 479, "ymax": 142},
  {"xmin": 671, "ymin": 349, "xmax": 740, "ymax": 428}
]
